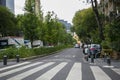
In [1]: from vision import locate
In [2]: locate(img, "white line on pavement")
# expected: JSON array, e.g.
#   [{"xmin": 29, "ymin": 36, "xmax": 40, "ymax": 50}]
[
  {"xmin": 0, "ymin": 62, "xmax": 30, "ymax": 71},
  {"xmin": 0, "ymin": 62, "xmax": 43, "ymax": 77},
  {"xmin": 66, "ymin": 63, "xmax": 82, "ymax": 80},
  {"xmin": 112, "ymin": 68, "xmax": 120, "ymax": 75},
  {"xmin": 90, "ymin": 66, "xmax": 112, "ymax": 80},
  {"xmin": 7, "ymin": 62, "xmax": 55, "ymax": 80},
  {"xmin": 35, "ymin": 62, "xmax": 67, "ymax": 80}
]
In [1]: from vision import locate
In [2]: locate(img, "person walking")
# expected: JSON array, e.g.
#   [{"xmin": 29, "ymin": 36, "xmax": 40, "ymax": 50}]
[
  {"xmin": 84, "ymin": 46, "xmax": 90, "ymax": 61},
  {"xmin": 90, "ymin": 46, "xmax": 96, "ymax": 63}
]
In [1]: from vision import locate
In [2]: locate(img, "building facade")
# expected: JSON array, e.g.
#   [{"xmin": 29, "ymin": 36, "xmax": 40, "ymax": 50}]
[
  {"xmin": 0, "ymin": 0, "xmax": 14, "ymax": 13},
  {"xmin": 0, "ymin": 0, "xmax": 6, "ymax": 6}
]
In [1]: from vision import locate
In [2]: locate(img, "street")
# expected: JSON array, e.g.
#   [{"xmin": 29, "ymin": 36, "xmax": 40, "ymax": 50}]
[{"xmin": 0, "ymin": 48, "xmax": 120, "ymax": 80}]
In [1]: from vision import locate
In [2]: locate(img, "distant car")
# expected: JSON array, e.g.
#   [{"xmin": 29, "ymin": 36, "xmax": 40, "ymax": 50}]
[
  {"xmin": 90, "ymin": 44, "xmax": 101, "ymax": 52},
  {"xmin": 74, "ymin": 44, "xmax": 80, "ymax": 48},
  {"xmin": 90, "ymin": 44, "xmax": 101, "ymax": 58}
]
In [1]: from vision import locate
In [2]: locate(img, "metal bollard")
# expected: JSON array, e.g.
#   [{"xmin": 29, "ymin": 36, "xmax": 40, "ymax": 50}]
[
  {"xmin": 86, "ymin": 57, "xmax": 88, "ymax": 61},
  {"xmin": 3, "ymin": 55, "xmax": 7, "ymax": 65},
  {"xmin": 16, "ymin": 55, "xmax": 20, "ymax": 63},
  {"xmin": 104, "ymin": 53, "xmax": 107, "ymax": 62},
  {"xmin": 91, "ymin": 54, "xmax": 94, "ymax": 63},
  {"xmin": 86, "ymin": 55, "xmax": 89, "ymax": 61},
  {"xmin": 107, "ymin": 57, "xmax": 111, "ymax": 66}
]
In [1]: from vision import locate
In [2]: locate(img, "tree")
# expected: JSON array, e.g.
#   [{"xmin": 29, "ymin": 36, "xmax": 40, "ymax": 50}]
[
  {"xmin": 25, "ymin": 0, "xmax": 43, "ymax": 20},
  {"xmin": 73, "ymin": 8, "xmax": 100, "ymax": 43},
  {"xmin": 43, "ymin": 11, "xmax": 72, "ymax": 45},
  {"xmin": 24, "ymin": 0, "xmax": 35, "ymax": 13},
  {"xmin": 20, "ymin": 0, "xmax": 43, "ymax": 47},
  {"xmin": 21, "ymin": 13, "xmax": 40, "ymax": 47},
  {"xmin": 105, "ymin": 21, "xmax": 120, "ymax": 51},
  {"xmin": 91, "ymin": 0, "xmax": 104, "ymax": 41},
  {"xmin": 80, "ymin": 0, "xmax": 104, "ymax": 41},
  {"xmin": 43, "ymin": 12, "xmax": 60, "ymax": 45},
  {"xmin": 0, "ymin": 6, "xmax": 16, "ymax": 37}
]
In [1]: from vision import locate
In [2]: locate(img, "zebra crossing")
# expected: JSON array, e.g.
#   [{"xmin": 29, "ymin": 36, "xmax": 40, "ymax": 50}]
[
  {"xmin": 90, "ymin": 66, "xmax": 112, "ymax": 80},
  {"xmin": 111, "ymin": 68, "xmax": 120, "ymax": 75},
  {"xmin": 0, "ymin": 61, "xmax": 119, "ymax": 80}
]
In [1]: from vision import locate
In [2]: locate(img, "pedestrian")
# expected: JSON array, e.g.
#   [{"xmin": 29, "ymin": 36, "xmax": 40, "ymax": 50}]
[
  {"xmin": 84, "ymin": 46, "xmax": 90, "ymax": 61},
  {"xmin": 90, "ymin": 46, "xmax": 96, "ymax": 63}
]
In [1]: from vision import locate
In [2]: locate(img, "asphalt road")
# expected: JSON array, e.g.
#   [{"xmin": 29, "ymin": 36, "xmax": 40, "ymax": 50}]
[{"xmin": 0, "ymin": 48, "xmax": 120, "ymax": 80}]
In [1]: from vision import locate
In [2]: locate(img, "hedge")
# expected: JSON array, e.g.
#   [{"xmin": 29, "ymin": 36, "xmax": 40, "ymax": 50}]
[{"xmin": 0, "ymin": 45, "xmax": 72, "ymax": 59}]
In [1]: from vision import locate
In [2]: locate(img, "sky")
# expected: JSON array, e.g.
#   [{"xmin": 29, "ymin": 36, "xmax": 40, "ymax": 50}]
[{"xmin": 15, "ymin": 0, "xmax": 91, "ymax": 24}]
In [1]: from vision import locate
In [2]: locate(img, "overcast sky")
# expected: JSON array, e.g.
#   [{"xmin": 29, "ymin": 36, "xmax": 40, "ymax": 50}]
[{"xmin": 15, "ymin": 0, "xmax": 91, "ymax": 24}]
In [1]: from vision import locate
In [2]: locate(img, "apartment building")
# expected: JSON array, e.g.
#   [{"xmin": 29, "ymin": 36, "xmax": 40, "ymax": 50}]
[
  {"xmin": 99, "ymin": 0, "xmax": 120, "ymax": 21},
  {"xmin": 0, "ymin": 0, "xmax": 14, "ymax": 13}
]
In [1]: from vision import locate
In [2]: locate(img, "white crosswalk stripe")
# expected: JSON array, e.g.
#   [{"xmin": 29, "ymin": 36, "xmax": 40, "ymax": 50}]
[
  {"xmin": 0, "ymin": 61, "xmax": 118, "ymax": 80},
  {"xmin": 66, "ymin": 63, "xmax": 82, "ymax": 80},
  {"xmin": 35, "ymin": 62, "xmax": 67, "ymax": 80},
  {"xmin": 111, "ymin": 68, "xmax": 120, "ymax": 75},
  {"xmin": 90, "ymin": 66, "xmax": 112, "ymax": 80},
  {"xmin": 0, "ymin": 62, "xmax": 30, "ymax": 71},
  {"xmin": 7, "ymin": 62, "xmax": 55, "ymax": 80},
  {"xmin": 0, "ymin": 62, "xmax": 43, "ymax": 77}
]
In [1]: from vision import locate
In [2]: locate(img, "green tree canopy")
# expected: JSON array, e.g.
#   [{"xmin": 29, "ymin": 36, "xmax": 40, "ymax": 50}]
[
  {"xmin": 16, "ymin": 13, "xmax": 40, "ymax": 48},
  {"xmin": 0, "ymin": 6, "xmax": 16, "ymax": 36},
  {"xmin": 104, "ymin": 21, "xmax": 120, "ymax": 51},
  {"xmin": 43, "ymin": 11, "xmax": 73, "ymax": 45},
  {"xmin": 72, "ymin": 8, "xmax": 100, "ymax": 43}
]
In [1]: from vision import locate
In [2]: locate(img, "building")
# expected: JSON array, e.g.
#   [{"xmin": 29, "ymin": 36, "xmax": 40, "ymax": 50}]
[
  {"xmin": 0, "ymin": 0, "xmax": 14, "ymax": 13},
  {"xmin": 59, "ymin": 19, "xmax": 72, "ymax": 33},
  {"xmin": 0, "ymin": 0, "xmax": 6, "ymax": 6},
  {"xmin": 99, "ymin": 0, "xmax": 120, "ymax": 21}
]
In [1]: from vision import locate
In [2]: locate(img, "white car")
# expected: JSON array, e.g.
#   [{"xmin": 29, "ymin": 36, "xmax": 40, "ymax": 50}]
[{"xmin": 74, "ymin": 44, "xmax": 80, "ymax": 48}]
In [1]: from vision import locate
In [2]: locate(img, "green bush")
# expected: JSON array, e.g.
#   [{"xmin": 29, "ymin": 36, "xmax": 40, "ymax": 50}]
[
  {"xmin": 0, "ymin": 45, "xmax": 71, "ymax": 59},
  {"xmin": 0, "ymin": 47, "xmax": 18, "ymax": 59},
  {"xmin": 101, "ymin": 40, "xmax": 111, "ymax": 49},
  {"xmin": 17, "ymin": 46, "xmax": 34, "ymax": 58}
]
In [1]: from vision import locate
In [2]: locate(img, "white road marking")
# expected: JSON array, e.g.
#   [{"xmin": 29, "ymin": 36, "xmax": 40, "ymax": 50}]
[
  {"xmin": 66, "ymin": 63, "xmax": 82, "ymax": 80},
  {"xmin": 54, "ymin": 55, "xmax": 59, "ymax": 57},
  {"xmin": 112, "ymin": 68, "xmax": 120, "ymax": 75},
  {"xmin": 73, "ymin": 55, "xmax": 76, "ymax": 58},
  {"xmin": 7, "ymin": 62, "xmax": 55, "ymax": 80},
  {"xmin": 0, "ymin": 62, "xmax": 42, "ymax": 77},
  {"xmin": 90, "ymin": 66, "xmax": 112, "ymax": 80},
  {"xmin": 103, "ymin": 65, "xmax": 114, "ymax": 68},
  {"xmin": 0, "ymin": 62, "xmax": 30, "ymax": 71},
  {"xmin": 35, "ymin": 62, "xmax": 67, "ymax": 80},
  {"xmin": 54, "ymin": 55, "xmax": 76, "ymax": 58}
]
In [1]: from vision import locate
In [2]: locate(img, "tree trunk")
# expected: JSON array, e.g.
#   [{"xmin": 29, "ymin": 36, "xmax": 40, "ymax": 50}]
[{"xmin": 91, "ymin": 0, "xmax": 104, "ymax": 41}]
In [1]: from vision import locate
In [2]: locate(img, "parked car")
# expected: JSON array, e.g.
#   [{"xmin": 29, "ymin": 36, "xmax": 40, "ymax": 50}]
[
  {"xmin": 90, "ymin": 44, "xmax": 101, "ymax": 52},
  {"xmin": 74, "ymin": 44, "xmax": 80, "ymax": 48},
  {"xmin": 90, "ymin": 44, "xmax": 101, "ymax": 58}
]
